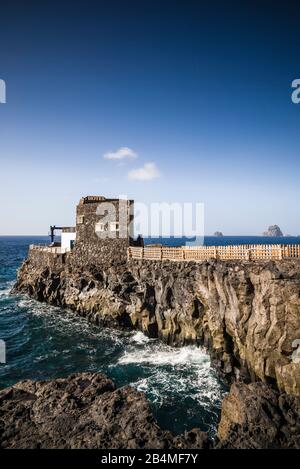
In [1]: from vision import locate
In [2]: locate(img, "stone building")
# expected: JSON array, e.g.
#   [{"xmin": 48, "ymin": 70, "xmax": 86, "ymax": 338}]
[
  {"xmin": 72, "ymin": 195, "xmax": 135, "ymax": 268},
  {"xmin": 30, "ymin": 195, "xmax": 137, "ymax": 269},
  {"xmin": 76, "ymin": 196, "xmax": 134, "ymax": 243}
]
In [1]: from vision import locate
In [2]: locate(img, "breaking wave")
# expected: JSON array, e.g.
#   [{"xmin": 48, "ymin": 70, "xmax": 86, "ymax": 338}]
[
  {"xmin": 118, "ymin": 343, "xmax": 208, "ymax": 366},
  {"xmin": 114, "ymin": 341, "xmax": 226, "ymax": 436},
  {"xmin": 130, "ymin": 331, "xmax": 151, "ymax": 344},
  {"xmin": 0, "ymin": 281, "xmax": 14, "ymax": 298}
]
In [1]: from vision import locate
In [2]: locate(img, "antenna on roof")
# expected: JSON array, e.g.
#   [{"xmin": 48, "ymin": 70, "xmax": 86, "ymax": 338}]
[{"xmin": 50, "ymin": 225, "xmax": 56, "ymax": 243}]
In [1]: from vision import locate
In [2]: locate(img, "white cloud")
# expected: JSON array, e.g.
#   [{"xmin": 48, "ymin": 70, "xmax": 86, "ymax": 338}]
[
  {"xmin": 103, "ymin": 147, "xmax": 137, "ymax": 160},
  {"xmin": 128, "ymin": 162, "xmax": 161, "ymax": 181}
]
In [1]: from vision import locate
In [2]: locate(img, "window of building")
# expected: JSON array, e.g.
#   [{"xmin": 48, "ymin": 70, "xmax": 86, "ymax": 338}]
[
  {"xmin": 110, "ymin": 222, "xmax": 119, "ymax": 231},
  {"xmin": 95, "ymin": 222, "xmax": 106, "ymax": 232},
  {"xmin": 77, "ymin": 215, "xmax": 84, "ymax": 224}
]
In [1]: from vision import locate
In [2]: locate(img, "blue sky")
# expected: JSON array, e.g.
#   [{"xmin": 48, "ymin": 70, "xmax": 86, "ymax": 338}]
[{"xmin": 0, "ymin": 0, "xmax": 300, "ymax": 235}]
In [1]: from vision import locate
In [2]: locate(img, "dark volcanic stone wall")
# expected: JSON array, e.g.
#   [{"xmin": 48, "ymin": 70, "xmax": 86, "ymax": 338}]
[
  {"xmin": 74, "ymin": 197, "xmax": 134, "ymax": 268},
  {"xmin": 27, "ymin": 249, "xmax": 68, "ymax": 270},
  {"xmin": 76, "ymin": 197, "xmax": 134, "ymax": 243},
  {"xmin": 71, "ymin": 239, "xmax": 130, "ymax": 270}
]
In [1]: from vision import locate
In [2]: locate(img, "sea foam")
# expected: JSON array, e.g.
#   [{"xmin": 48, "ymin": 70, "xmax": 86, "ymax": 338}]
[{"xmin": 118, "ymin": 344, "xmax": 209, "ymax": 366}]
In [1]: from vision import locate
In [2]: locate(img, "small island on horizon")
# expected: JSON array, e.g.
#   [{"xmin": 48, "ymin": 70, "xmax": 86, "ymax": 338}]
[{"xmin": 263, "ymin": 225, "xmax": 284, "ymax": 237}]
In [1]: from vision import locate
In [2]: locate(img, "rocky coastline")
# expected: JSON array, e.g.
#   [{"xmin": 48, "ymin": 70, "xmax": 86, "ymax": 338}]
[
  {"xmin": 0, "ymin": 372, "xmax": 210, "ymax": 449},
  {"xmin": 5, "ymin": 247, "xmax": 300, "ymax": 448}
]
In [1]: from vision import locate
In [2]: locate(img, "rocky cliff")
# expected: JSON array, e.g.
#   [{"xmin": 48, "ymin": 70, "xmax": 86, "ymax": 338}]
[
  {"xmin": 0, "ymin": 372, "xmax": 209, "ymax": 449},
  {"xmin": 11, "ymin": 248, "xmax": 300, "ymax": 448},
  {"xmin": 217, "ymin": 381, "xmax": 300, "ymax": 449}
]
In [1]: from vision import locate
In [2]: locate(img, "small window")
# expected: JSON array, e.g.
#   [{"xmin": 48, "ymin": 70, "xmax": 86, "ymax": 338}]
[
  {"xmin": 110, "ymin": 222, "xmax": 119, "ymax": 231},
  {"xmin": 77, "ymin": 215, "xmax": 84, "ymax": 224},
  {"xmin": 95, "ymin": 222, "xmax": 106, "ymax": 232}
]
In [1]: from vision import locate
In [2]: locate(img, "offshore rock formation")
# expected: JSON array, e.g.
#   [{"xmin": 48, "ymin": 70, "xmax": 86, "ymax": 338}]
[
  {"xmin": 13, "ymin": 247, "xmax": 300, "ymax": 448},
  {"xmin": 263, "ymin": 225, "xmax": 283, "ymax": 237},
  {"xmin": 213, "ymin": 231, "xmax": 223, "ymax": 237},
  {"xmin": 0, "ymin": 372, "xmax": 209, "ymax": 449}
]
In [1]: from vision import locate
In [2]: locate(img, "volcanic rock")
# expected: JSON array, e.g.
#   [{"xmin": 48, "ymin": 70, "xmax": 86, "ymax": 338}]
[{"xmin": 0, "ymin": 372, "xmax": 210, "ymax": 449}]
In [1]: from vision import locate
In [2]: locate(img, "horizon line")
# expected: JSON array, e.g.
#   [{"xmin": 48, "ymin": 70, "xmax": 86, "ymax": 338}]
[{"xmin": 0, "ymin": 234, "xmax": 299, "ymax": 238}]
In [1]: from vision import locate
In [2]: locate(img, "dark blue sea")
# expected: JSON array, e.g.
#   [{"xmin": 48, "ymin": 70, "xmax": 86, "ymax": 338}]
[
  {"xmin": 1, "ymin": 236, "xmax": 299, "ymax": 436},
  {"xmin": 144, "ymin": 235, "xmax": 300, "ymax": 246}
]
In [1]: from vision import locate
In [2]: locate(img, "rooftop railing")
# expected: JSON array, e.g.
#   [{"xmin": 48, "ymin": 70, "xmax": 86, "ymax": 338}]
[
  {"xmin": 29, "ymin": 244, "xmax": 69, "ymax": 254},
  {"xmin": 61, "ymin": 227, "xmax": 76, "ymax": 233}
]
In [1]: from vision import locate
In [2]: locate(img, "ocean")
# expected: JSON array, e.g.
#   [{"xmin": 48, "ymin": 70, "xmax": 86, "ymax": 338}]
[
  {"xmin": 1, "ymin": 235, "xmax": 299, "ymax": 437},
  {"xmin": 143, "ymin": 235, "xmax": 300, "ymax": 246}
]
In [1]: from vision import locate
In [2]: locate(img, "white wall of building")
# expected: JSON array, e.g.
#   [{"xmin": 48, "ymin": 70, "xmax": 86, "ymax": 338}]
[{"xmin": 61, "ymin": 232, "xmax": 76, "ymax": 252}]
